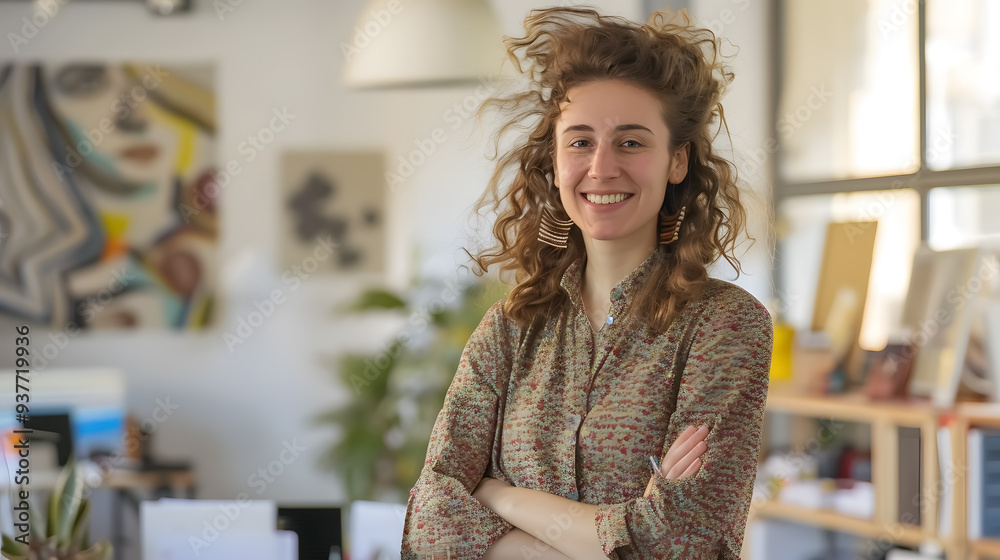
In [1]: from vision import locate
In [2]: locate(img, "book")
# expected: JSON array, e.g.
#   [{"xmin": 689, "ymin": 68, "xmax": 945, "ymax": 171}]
[
  {"xmin": 898, "ymin": 426, "xmax": 921, "ymax": 525},
  {"xmin": 938, "ymin": 424, "xmax": 953, "ymax": 538}
]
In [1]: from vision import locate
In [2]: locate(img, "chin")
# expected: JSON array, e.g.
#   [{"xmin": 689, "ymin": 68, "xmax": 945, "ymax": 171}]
[{"xmin": 583, "ymin": 230, "xmax": 627, "ymax": 242}]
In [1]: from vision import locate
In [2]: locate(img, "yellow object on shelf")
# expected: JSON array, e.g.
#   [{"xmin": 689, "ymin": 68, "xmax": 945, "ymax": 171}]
[{"xmin": 770, "ymin": 323, "xmax": 795, "ymax": 381}]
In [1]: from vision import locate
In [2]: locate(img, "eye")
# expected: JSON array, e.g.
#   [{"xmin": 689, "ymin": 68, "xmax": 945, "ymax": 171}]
[
  {"xmin": 570, "ymin": 139, "xmax": 591, "ymax": 148},
  {"xmin": 53, "ymin": 65, "xmax": 108, "ymax": 98},
  {"xmin": 621, "ymin": 139, "xmax": 644, "ymax": 148}
]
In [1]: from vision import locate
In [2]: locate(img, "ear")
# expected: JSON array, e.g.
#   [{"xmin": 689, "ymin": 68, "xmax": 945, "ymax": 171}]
[{"xmin": 668, "ymin": 141, "xmax": 690, "ymax": 184}]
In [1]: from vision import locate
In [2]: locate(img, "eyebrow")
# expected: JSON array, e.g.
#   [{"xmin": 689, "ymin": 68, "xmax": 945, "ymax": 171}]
[{"xmin": 561, "ymin": 124, "xmax": 655, "ymax": 134}]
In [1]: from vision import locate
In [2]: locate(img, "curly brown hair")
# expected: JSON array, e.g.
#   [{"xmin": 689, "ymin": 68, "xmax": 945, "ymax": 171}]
[{"xmin": 465, "ymin": 6, "xmax": 754, "ymax": 335}]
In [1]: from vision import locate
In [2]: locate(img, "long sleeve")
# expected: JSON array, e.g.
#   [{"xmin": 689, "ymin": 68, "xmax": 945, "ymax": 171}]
[
  {"xmin": 401, "ymin": 299, "xmax": 516, "ymax": 559},
  {"xmin": 593, "ymin": 289, "xmax": 773, "ymax": 559}
]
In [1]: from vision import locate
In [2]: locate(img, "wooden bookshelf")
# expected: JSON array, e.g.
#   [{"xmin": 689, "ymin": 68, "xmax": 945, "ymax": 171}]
[
  {"xmin": 749, "ymin": 500, "xmax": 929, "ymax": 546},
  {"xmin": 969, "ymin": 538, "xmax": 1000, "ymax": 559},
  {"xmin": 950, "ymin": 403, "xmax": 1000, "ymax": 560},
  {"xmin": 752, "ymin": 388, "xmax": 955, "ymax": 557}
]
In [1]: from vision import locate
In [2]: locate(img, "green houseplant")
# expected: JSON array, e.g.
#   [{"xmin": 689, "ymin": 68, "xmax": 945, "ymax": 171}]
[
  {"xmin": 314, "ymin": 276, "xmax": 508, "ymax": 503},
  {"xmin": 1, "ymin": 457, "xmax": 112, "ymax": 560}
]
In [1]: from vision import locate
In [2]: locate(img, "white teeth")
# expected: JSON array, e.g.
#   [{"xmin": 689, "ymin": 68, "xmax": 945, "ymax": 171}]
[{"xmin": 585, "ymin": 193, "xmax": 632, "ymax": 204}]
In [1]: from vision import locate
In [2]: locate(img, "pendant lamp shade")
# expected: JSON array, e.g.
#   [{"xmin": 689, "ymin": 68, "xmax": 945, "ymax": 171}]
[{"xmin": 342, "ymin": 0, "xmax": 504, "ymax": 88}]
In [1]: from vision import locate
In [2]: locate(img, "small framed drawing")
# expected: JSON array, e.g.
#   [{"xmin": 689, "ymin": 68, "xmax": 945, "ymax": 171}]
[
  {"xmin": 280, "ymin": 151, "xmax": 387, "ymax": 274},
  {"xmin": 902, "ymin": 246, "xmax": 986, "ymax": 407}
]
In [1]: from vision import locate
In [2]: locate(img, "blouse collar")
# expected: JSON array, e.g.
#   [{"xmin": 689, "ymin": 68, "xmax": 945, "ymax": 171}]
[{"xmin": 559, "ymin": 248, "xmax": 660, "ymax": 321}]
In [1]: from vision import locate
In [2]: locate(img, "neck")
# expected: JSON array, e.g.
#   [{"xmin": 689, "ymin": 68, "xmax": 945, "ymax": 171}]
[{"xmin": 580, "ymin": 228, "xmax": 658, "ymax": 307}]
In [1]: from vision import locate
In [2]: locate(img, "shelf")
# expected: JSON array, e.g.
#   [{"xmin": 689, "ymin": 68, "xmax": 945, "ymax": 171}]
[
  {"xmin": 756, "ymin": 390, "xmax": 1000, "ymax": 559},
  {"xmin": 970, "ymin": 538, "xmax": 1000, "ymax": 558},
  {"xmin": 750, "ymin": 500, "xmax": 932, "ymax": 547},
  {"xmin": 765, "ymin": 389, "xmax": 943, "ymax": 425},
  {"xmin": 956, "ymin": 402, "xmax": 1000, "ymax": 428}
]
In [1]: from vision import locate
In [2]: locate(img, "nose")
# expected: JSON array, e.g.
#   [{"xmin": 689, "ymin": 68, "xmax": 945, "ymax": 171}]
[
  {"xmin": 588, "ymin": 141, "xmax": 621, "ymax": 181},
  {"xmin": 115, "ymin": 91, "xmax": 149, "ymax": 133}
]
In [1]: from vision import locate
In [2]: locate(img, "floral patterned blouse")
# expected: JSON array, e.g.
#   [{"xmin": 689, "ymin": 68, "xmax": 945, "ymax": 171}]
[{"xmin": 401, "ymin": 250, "xmax": 773, "ymax": 559}]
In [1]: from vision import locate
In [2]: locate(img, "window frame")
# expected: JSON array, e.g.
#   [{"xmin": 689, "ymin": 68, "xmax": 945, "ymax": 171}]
[{"xmin": 772, "ymin": 0, "xmax": 1000, "ymax": 241}]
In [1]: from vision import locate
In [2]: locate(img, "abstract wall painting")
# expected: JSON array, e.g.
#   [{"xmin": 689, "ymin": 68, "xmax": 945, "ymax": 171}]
[{"xmin": 0, "ymin": 62, "xmax": 217, "ymax": 330}]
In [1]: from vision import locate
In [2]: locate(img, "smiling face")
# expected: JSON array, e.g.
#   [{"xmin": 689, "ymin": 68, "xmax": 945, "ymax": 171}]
[
  {"xmin": 43, "ymin": 64, "xmax": 177, "ymax": 185},
  {"xmin": 553, "ymin": 79, "xmax": 688, "ymax": 245}
]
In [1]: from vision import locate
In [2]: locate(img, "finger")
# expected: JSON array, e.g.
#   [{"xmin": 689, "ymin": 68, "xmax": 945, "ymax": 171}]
[
  {"xmin": 661, "ymin": 425, "xmax": 709, "ymax": 466},
  {"xmin": 664, "ymin": 440, "xmax": 707, "ymax": 479},
  {"xmin": 670, "ymin": 425, "xmax": 699, "ymax": 449},
  {"xmin": 679, "ymin": 457, "xmax": 702, "ymax": 479},
  {"xmin": 662, "ymin": 425, "xmax": 708, "ymax": 462}
]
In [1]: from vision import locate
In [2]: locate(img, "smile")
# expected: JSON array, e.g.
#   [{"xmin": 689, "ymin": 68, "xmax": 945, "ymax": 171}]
[{"xmin": 582, "ymin": 193, "xmax": 634, "ymax": 205}]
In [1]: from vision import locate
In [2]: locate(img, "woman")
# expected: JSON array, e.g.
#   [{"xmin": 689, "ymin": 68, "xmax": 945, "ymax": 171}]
[{"xmin": 401, "ymin": 7, "xmax": 772, "ymax": 559}]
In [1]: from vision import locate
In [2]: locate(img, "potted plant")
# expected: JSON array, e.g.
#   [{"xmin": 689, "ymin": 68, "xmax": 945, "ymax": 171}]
[
  {"xmin": 314, "ymin": 276, "xmax": 508, "ymax": 503},
  {"xmin": 1, "ymin": 457, "xmax": 112, "ymax": 560}
]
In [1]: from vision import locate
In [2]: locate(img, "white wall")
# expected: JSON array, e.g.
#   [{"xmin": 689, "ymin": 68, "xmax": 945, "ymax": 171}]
[
  {"xmin": 0, "ymin": 0, "xmax": 770, "ymax": 509},
  {"xmin": 688, "ymin": 0, "xmax": 775, "ymax": 302}
]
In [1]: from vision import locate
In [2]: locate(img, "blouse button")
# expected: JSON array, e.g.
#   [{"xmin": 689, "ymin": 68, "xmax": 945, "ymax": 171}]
[{"xmin": 605, "ymin": 315, "xmax": 614, "ymax": 325}]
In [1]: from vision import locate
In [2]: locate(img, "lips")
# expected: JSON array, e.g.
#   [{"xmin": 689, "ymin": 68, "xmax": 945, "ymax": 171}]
[{"xmin": 119, "ymin": 145, "xmax": 160, "ymax": 163}]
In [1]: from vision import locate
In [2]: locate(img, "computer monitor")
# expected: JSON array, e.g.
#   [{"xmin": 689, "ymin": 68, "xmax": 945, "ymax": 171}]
[{"xmin": 277, "ymin": 506, "xmax": 343, "ymax": 560}]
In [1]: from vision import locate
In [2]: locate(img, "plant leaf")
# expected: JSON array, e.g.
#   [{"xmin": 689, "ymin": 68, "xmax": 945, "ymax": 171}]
[
  {"xmin": 0, "ymin": 534, "xmax": 27, "ymax": 558},
  {"xmin": 341, "ymin": 290, "xmax": 407, "ymax": 312},
  {"xmin": 69, "ymin": 498, "xmax": 92, "ymax": 552},
  {"xmin": 52, "ymin": 457, "xmax": 84, "ymax": 548}
]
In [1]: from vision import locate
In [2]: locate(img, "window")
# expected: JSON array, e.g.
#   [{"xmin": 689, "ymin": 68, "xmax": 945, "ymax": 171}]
[{"xmin": 775, "ymin": 0, "xmax": 1000, "ymax": 349}]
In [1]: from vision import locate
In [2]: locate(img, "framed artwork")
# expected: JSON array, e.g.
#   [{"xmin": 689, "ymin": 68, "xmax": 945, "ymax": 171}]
[
  {"xmin": 280, "ymin": 151, "xmax": 386, "ymax": 274},
  {"xmin": 811, "ymin": 221, "xmax": 878, "ymax": 386},
  {"xmin": 0, "ymin": 62, "xmax": 217, "ymax": 330},
  {"xmin": 903, "ymin": 246, "xmax": 986, "ymax": 407}
]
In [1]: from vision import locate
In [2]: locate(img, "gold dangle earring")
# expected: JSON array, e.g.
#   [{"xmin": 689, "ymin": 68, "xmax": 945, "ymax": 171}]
[
  {"xmin": 658, "ymin": 180, "xmax": 687, "ymax": 246},
  {"xmin": 537, "ymin": 178, "xmax": 574, "ymax": 249},
  {"xmin": 658, "ymin": 206, "xmax": 686, "ymax": 245}
]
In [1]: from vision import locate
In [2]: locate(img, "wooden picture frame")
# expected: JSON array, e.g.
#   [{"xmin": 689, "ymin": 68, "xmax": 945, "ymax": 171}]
[{"xmin": 903, "ymin": 246, "xmax": 985, "ymax": 407}]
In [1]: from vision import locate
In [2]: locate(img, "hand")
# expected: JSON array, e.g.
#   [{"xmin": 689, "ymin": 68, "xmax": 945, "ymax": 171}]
[{"xmin": 643, "ymin": 424, "xmax": 708, "ymax": 498}]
